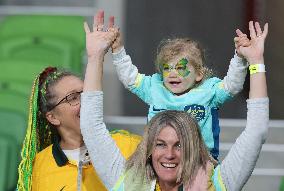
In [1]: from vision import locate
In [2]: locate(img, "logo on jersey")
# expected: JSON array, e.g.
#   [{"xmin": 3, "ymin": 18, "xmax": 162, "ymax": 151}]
[{"xmin": 184, "ymin": 104, "xmax": 205, "ymax": 121}]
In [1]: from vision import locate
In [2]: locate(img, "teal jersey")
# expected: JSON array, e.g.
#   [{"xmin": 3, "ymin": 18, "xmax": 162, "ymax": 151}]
[{"xmin": 129, "ymin": 73, "xmax": 232, "ymax": 157}]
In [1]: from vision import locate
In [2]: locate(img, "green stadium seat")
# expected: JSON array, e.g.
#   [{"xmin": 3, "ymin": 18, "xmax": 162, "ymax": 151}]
[
  {"xmin": 0, "ymin": 80, "xmax": 31, "ymax": 97},
  {"xmin": 0, "ymin": 59, "xmax": 83, "ymax": 97},
  {"xmin": 0, "ymin": 15, "xmax": 85, "ymax": 48},
  {"xmin": 0, "ymin": 94, "xmax": 28, "ymax": 190},
  {"xmin": 0, "ymin": 15, "xmax": 86, "ymax": 75},
  {"xmin": 0, "ymin": 59, "xmax": 49, "ymax": 96},
  {"xmin": 0, "ymin": 135, "xmax": 20, "ymax": 191},
  {"xmin": 0, "ymin": 137, "xmax": 9, "ymax": 191},
  {"xmin": 0, "ymin": 90, "xmax": 28, "ymax": 115},
  {"xmin": 0, "ymin": 59, "xmax": 53, "ymax": 82},
  {"xmin": 0, "ymin": 36, "xmax": 82, "ymax": 73},
  {"xmin": 0, "ymin": 110, "xmax": 26, "ymax": 190},
  {"xmin": 0, "ymin": 109, "xmax": 26, "ymax": 146}
]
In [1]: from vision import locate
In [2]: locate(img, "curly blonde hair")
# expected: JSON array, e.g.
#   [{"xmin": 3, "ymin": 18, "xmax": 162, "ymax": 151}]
[{"xmin": 156, "ymin": 38, "xmax": 213, "ymax": 84}]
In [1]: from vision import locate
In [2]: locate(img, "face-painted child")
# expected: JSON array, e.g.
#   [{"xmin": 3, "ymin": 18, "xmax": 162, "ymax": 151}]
[
  {"xmin": 111, "ymin": 30, "xmax": 250, "ymax": 160},
  {"xmin": 161, "ymin": 55, "xmax": 203, "ymax": 95},
  {"xmin": 156, "ymin": 39, "xmax": 210, "ymax": 96}
]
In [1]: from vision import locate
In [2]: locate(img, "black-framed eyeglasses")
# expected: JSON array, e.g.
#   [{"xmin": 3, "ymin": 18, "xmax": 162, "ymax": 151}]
[{"xmin": 49, "ymin": 91, "xmax": 82, "ymax": 111}]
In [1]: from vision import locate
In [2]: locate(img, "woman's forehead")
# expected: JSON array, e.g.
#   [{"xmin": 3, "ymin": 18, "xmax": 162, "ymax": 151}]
[
  {"xmin": 157, "ymin": 126, "xmax": 179, "ymax": 142},
  {"xmin": 53, "ymin": 75, "xmax": 83, "ymax": 96}
]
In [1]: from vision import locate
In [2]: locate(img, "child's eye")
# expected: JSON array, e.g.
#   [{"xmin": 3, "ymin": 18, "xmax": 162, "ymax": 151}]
[
  {"xmin": 176, "ymin": 66, "xmax": 186, "ymax": 71},
  {"xmin": 163, "ymin": 64, "xmax": 170, "ymax": 71}
]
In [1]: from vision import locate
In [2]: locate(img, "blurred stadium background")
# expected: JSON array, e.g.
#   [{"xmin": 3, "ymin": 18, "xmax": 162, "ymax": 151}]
[{"xmin": 0, "ymin": 0, "xmax": 283, "ymax": 190}]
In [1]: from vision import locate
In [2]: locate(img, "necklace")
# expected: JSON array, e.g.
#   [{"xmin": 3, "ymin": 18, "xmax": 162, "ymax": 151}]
[
  {"xmin": 83, "ymin": 150, "xmax": 91, "ymax": 164},
  {"xmin": 155, "ymin": 182, "xmax": 183, "ymax": 191},
  {"xmin": 155, "ymin": 183, "xmax": 161, "ymax": 191}
]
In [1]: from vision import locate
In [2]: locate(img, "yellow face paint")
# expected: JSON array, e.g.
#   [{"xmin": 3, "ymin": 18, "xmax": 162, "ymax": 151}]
[{"xmin": 162, "ymin": 58, "xmax": 190, "ymax": 78}]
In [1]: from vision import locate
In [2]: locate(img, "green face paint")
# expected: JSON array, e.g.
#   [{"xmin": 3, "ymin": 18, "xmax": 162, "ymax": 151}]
[{"xmin": 162, "ymin": 58, "xmax": 191, "ymax": 78}]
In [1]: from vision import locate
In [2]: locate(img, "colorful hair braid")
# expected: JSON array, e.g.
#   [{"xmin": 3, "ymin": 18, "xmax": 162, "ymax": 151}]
[{"xmin": 17, "ymin": 67, "xmax": 59, "ymax": 191}]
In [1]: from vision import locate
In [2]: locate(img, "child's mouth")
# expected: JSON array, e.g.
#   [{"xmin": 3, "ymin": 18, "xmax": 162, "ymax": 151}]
[{"xmin": 169, "ymin": 81, "xmax": 181, "ymax": 86}]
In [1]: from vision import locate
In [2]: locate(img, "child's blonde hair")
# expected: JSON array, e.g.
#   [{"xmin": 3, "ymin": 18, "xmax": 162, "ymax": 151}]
[{"xmin": 156, "ymin": 38, "xmax": 213, "ymax": 83}]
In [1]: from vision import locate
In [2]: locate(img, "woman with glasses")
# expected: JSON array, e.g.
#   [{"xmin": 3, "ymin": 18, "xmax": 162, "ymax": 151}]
[{"xmin": 17, "ymin": 67, "xmax": 141, "ymax": 191}]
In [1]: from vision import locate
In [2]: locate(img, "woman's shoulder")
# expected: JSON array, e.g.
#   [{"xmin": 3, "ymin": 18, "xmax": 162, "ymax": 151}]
[
  {"xmin": 34, "ymin": 145, "xmax": 53, "ymax": 161},
  {"xmin": 112, "ymin": 168, "xmax": 154, "ymax": 191},
  {"xmin": 33, "ymin": 145, "xmax": 55, "ymax": 174},
  {"xmin": 210, "ymin": 164, "xmax": 227, "ymax": 191},
  {"xmin": 110, "ymin": 130, "xmax": 142, "ymax": 159}
]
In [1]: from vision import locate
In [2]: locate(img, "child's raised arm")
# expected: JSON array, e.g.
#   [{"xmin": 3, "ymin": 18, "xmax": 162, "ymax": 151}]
[
  {"xmin": 214, "ymin": 26, "xmax": 251, "ymax": 105},
  {"xmin": 111, "ymin": 29, "xmax": 153, "ymax": 104}
]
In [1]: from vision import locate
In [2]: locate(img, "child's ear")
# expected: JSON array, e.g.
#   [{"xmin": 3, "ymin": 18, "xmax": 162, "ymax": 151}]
[
  {"xmin": 195, "ymin": 72, "xmax": 203, "ymax": 82},
  {"xmin": 45, "ymin": 111, "xmax": 60, "ymax": 126}
]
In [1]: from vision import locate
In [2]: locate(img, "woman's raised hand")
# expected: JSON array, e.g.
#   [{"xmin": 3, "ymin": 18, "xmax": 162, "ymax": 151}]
[
  {"xmin": 236, "ymin": 21, "xmax": 268, "ymax": 64},
  {"xmin": 84, "ymin": 10, "xmax": 118, "ymax": 60}
]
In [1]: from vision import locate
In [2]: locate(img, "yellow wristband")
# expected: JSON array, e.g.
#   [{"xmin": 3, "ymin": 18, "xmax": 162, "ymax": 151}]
[{"xmin": 249, "ymin": 64, "xmax": 266, "ymax": 75}]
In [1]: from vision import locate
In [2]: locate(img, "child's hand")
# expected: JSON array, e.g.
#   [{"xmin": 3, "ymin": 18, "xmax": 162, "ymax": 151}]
[
  {"xmin": 109, "ymin": 27, "xmax": 123, "ymax": 53},
  {"xmin": 235, "ymin": 21, "xmax": 268, "ymax": 64},
  {"xmin": 234, "ymin": 30, "xmax": 251, "ymax": 58},
  {"xmin": 106, "ymin": 15, "xmax": 123, "ymax": 53},
  {"xmin": 84, "ymin": 10, "xmax": 118, "ymax": 60}
]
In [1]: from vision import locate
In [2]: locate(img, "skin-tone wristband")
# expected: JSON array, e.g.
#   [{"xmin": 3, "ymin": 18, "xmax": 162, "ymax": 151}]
[{"xmin": 249, "ymin": 64, "xmax": 266, "ymax": 75}]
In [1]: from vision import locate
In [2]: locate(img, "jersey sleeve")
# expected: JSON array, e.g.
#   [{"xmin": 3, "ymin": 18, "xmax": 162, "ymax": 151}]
[
  {"xmin": 223, "ymin": 52, "xmax": 248, "ymax": 95},
  {"xmin": 113, "ymin": 47, "xmax": 153, "ymax": 105}
]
